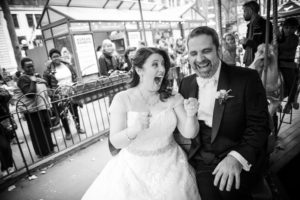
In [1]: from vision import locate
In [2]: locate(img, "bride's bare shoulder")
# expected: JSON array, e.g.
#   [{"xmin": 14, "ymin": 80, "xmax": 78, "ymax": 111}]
[{"xmin": 112, "ymin": 88, "xmax": 137, "ymax": 105}]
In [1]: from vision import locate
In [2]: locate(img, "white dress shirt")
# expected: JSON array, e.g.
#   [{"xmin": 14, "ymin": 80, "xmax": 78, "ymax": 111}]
[
  {"xmin": 196, "ymin": 63, "xmax": 220, "ymax": 126},
  {"xmin": 196, "ymin": 61, "xmax": 251, "ymax": 171},
  {"xmin": 55, "ymin": 63, "xmax": 72, "ymax": 86}
]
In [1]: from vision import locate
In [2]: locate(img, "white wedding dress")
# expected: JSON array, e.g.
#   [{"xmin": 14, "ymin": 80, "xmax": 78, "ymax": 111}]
[{"xmin": 82, "ymin": 91, "xmax": 200, "ymax": 200}]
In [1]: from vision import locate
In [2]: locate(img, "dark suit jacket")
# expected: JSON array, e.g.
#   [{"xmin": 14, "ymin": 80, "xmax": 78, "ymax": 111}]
[
  {"xmin": 177, "ymin": 62, "xmax": 270, "ymax": 177},
  {"xmin": 243, "ymin": 15, "xmax": 273, "ymax": 66}
]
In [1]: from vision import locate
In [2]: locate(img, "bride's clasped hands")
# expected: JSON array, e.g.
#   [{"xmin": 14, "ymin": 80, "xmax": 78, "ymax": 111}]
[{"xmin": 184, "ymin": 97, "xmax": 199, "ymax": 117}]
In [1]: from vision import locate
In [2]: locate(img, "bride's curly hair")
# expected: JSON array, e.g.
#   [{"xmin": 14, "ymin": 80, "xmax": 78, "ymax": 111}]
[{"xmin": 128, "ymin": 47, "xmax": 172, "ymax": 101}]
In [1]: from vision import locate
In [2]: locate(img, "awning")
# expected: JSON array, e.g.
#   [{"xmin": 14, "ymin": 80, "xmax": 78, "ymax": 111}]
[
  {"xmin": 49, "ymin": 5, "xmax": 184, "ymax": 22},
  {"xmin": 38, "ymin": 0, "xmax": 199, "ymax": 28},
  {"xmin": 47, "ymin": 0, "xmax": 165, "ymax": 11}
]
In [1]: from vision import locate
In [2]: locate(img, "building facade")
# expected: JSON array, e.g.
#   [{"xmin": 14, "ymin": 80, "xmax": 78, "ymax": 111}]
[{"xmin": 0, "ymin": 3, "xmax": 44, "ymax": 73}]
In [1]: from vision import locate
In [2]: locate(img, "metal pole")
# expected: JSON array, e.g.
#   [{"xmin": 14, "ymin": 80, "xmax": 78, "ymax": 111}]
[
  {"xmin": 235, "ymin": 0, "xmax": 239, "ymax": 34},
  {"xmin": 217, "ymin": 0, "xmax": 222, "ymax": 41},
  {"xmin": 272, "ymin": 0, "xmax": 278, "ymax": 52},
  {"xmin": 263, "ymin": 0, "xmax": 271, "ymax": 88},
  {"xmin": 138, "ymin": 0, "xmax": 147, "ymax": 46}
]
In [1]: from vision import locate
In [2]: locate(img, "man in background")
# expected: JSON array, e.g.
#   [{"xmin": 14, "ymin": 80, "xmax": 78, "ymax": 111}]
[{"xmin": 241, "ymin": 1, "xmax": 273, "ymax": 67}]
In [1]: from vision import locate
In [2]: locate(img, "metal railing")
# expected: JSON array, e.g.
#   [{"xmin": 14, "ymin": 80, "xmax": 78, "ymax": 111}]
[{"xmin": 0, "ymin": 74, "xmax": 129, "ymax": 186}]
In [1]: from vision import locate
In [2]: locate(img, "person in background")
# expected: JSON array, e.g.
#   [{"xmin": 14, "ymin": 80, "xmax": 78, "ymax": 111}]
[
  {"xmin": 17, "ymin": 58, "xmax": 54, "ymax": 157},
  {"xmin": 43, "ymin": 49, "xmax": 85, "ymax": 140},
  {"xmin": 122, "ymin": 47, "xmax": 137, "ymax": 72},
  {"xmin": 234, "ymin": 32, "xmax": 244, "ymax": 67},
  {"xmin": 174, "ymin": 37, "xmax": 186, "ymax": 56},
  {"xmin": 0, "ymin": 84, "xmax": 15, "ymax": 177},
  {"xmin": 1, "ymin": 68, "xmax": 11, "ymax": 83},
  {"xmin": 96, "ymin": 45, "xmax": 102, "ymax": 60},
  {"xmin": 278, "ymin": 17, "xmax": 300, "ymax": 113},
  {"xmin": 98, "ymin": 39, "xmax": 121, "ymax": 76},
  {"xmin": 0, "ymin": 73, "xmax": 4, "ymax": 85},
  {"xmin": 61, "ymin": 47, "xmax": 73, "ymax": 65},
  {"xmin": 8, "ymin": 71, "xmax": 24, "ymax": 145},
  {"xmin": 158, "ymin": 38, "xmax": 177, "ymax": 89},
  {"xmin": 222, "ymin": 33, "xmax": 237, "ymax": 65},
  {"xmin": 138, "ymin": 40, "xmax": 146, "ymax": 49},
  {"xmin": 240, "ymin": 1, "xmax": 273, "ymax": 67}
]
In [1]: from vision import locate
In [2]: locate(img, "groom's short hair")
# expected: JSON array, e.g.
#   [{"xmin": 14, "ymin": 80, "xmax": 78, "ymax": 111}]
[
  {"xmin": 243, "ymin": 1, "xmax": 260, "ymax": 14},
  {"xmin": 187, "ymin": 26, "xmax": 220, "ymax": 50}
]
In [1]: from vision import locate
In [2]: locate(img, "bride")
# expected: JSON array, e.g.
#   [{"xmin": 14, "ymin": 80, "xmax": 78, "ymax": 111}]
[{"xmin": 82, "ymin": 47, "xmax": 201, "ymax": 200}]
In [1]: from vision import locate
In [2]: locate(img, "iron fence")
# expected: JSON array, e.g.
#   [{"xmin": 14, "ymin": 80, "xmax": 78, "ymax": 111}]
[{"xmin": 0, "ymin": 74, "xmax": 129, "ymax": 185}]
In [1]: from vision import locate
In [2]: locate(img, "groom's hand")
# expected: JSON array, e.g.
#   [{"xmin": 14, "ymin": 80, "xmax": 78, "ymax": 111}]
[{"xmin": 212, "ymin": 155, "xmax": 243, "ymax": 192}]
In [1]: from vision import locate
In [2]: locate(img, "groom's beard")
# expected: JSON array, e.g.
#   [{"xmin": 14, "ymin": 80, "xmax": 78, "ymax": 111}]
[
  {"xmin": 193, "ymin": 59, "xmax": 219, "ymax": 79},
  {"xmin": 193, "ymin": 60, "xmax": 212, "ymax": 78}
]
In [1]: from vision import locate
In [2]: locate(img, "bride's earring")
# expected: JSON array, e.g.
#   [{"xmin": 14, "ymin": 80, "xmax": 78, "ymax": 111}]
[{"xmin": 140, "ymin": 74, "xmax": 143, "ymax": 83}]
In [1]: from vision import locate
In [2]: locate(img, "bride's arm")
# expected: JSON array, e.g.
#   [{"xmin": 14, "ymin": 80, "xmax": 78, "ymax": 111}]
[
  {"xmin": 109, "ymin": 93, "xmax": 139, "ymax": 149},
  {"xmin": 174, "ymin": 96, "xmax": 199, "ymax": 139},
  {"xmin": 109, "ymin": 110, "xmax": 140, "ymax": 149}
]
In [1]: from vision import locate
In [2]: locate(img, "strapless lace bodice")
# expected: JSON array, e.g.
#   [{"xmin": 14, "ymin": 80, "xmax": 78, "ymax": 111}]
[{"xmin": 126, "ymin": 108, "xmax": 177, "ymax": 154}]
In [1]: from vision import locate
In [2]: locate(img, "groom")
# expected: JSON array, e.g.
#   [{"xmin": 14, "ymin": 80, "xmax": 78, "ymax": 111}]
[{"xmin": 178, "ymin": 26, "xmax": 270, "ymax": 199}]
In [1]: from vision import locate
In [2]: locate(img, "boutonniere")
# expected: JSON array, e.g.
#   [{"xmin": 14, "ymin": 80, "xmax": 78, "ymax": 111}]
[{"xmin": 215, "ymin": 89, "xmax": 234, "ymax": 105}]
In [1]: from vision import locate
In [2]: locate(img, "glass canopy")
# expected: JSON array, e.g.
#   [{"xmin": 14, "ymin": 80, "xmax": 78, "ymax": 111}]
[
  {"xmin": 38, "ymin": 0, "xmax": 200, "ymax": 28},
  {"xmin": 47, "ymin": 0, "xmax": 164, "ymax": 11}
]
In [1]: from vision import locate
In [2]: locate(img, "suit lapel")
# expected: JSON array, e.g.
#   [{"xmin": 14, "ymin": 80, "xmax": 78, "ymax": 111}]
[
  {"xmin": 188, "ymin": 74, "xmax": 198, "ymax": 98},
  {"xmin": 187, "ymin": 74, "xmax": 199, "ymax": 159},
  {"xmin": 211, "ymin": 63, "xmax": 230, "ymax": 143}
]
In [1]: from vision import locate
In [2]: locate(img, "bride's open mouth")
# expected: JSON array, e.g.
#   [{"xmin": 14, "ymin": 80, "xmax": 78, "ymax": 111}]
[{"xmin": 154, "ymin": 76, "xmax": 164, "ymax": 85}]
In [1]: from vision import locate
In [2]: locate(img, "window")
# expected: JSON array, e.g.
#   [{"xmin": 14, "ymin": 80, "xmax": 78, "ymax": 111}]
[
  {"xmin": 26, "ymin": 14, "xmax": 34, "ymax": 27},
  {"xmin": 35, "ymin": 14, "xmax": 42, "ymax": 26},
  {"xmin": 12, "ymin": 14, "xmax": 19, "ymax": 28}
]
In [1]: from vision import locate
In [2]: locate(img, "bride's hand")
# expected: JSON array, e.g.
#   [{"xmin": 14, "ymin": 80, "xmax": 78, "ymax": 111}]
[{"xmin": 184, "ymin": 98, "xmax": 199, "ymax": 117}]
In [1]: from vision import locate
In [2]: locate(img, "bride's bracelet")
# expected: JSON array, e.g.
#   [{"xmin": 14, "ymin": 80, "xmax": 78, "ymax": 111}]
[{"xmin": 124, "ymin": 129, "xmax": 137, "ymax": 141}]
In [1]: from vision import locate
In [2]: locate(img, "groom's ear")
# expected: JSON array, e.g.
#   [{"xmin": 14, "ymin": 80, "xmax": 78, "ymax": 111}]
[{"xmin": 217, "ymin": 46, "xmax": 222, "ymax": 59}]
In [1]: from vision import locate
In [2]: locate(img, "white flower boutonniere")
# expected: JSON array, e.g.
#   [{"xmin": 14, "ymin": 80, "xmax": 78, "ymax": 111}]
[{"xmin": 215, "ymin": 89, "xmax": 234, "ymax": 105}]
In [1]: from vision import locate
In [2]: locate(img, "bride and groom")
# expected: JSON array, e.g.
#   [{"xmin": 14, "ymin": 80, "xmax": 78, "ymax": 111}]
[{"xmin": 82, "ymin": 26, "xmax": 270, "ymax": 200}]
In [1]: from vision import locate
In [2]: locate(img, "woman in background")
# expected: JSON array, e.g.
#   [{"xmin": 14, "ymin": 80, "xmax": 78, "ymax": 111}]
[
  {"xmin": 123, "ymin": 46, "xmax": 136, "ymax": 72},
  {"xmin": 222, "ymin": 33, "xmax": 237, "ymax": 65},
  {"xmin": 98, "ymin": 39, "xmax": 121, "ymax": 76}
]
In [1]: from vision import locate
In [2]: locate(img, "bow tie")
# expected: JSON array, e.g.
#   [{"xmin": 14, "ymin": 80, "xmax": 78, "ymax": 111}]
[{"xmin": 196, "ymin": 77, "xmax": 218, "ymax": 88}]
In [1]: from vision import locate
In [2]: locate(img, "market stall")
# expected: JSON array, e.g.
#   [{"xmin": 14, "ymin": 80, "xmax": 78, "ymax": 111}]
[{"xmin": 37, "ymin": 0, "xmax": 204, "ymax": 80}]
